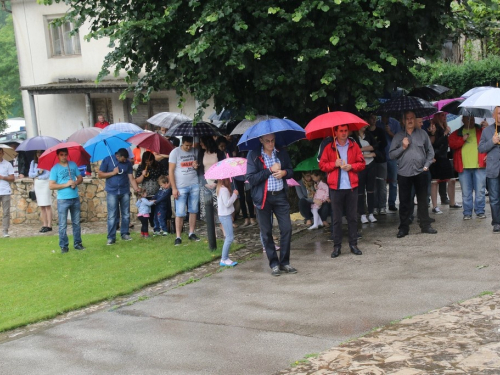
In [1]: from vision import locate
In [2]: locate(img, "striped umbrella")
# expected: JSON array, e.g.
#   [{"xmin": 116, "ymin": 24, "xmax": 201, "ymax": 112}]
[{"xmin": 147, "ymin": 112, "xmax": 192, "ymax": 129}]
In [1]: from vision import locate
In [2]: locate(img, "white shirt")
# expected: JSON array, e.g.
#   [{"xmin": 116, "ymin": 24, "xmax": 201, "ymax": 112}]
[{"xmin": 0, "ymin": 159, "xmax": 14, "ymax": 195}]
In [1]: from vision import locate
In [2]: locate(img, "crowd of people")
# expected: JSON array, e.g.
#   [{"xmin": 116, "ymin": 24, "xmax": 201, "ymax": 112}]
[{"xmin": 0, "ymin": 108, "xmax": 499, "ymax": 277}]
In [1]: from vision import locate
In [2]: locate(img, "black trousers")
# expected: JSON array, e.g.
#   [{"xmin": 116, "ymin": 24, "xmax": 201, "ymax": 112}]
[
  {"xmin": 235, "ymin": 179, "xmax": 255, "ymax": 219},
  {"xmin": 256, "ymin": 190, "xmax": 292, "ymax": 269},
  {"xmin": 331, "ymin": 188, "xmax": 358, "ymax": 247},
  {"xmin": 138, "ymin": 216, "xmax": 149, "ymax": 234},
  {"xmin": 299, "ymin": 198, "xmax": 330, "ymax": 221},
  {"xmin": 398, "ymin": 173, "xmax": 431, "ymax": 232}
]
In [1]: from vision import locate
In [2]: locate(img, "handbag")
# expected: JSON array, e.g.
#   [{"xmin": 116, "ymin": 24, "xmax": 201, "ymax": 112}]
[{"xmin": 29, "ymin": 190, "xmax": 36, "ymax": 201}]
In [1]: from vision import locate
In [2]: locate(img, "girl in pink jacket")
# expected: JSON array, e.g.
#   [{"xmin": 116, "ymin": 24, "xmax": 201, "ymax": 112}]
[{"xmin": 309, "ymin": 171, "xmax": 330, "ymax": 230}]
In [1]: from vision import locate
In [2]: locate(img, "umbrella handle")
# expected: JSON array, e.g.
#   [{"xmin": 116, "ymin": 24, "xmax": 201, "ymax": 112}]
[{"xmin": 104, "ymin": 139, "xmax": 124, "ymax": 174}]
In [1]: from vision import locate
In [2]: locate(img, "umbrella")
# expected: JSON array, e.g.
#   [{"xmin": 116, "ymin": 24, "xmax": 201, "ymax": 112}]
[
  {"xmin": 101, "ymin": 123, "xmax": 144, "ymax": 134},
  {"xmin": 441, "ymin": 99, "xmax": 492, "ymax": 118},
  {"xmin": 126, "ymin": 132, "xmax": 175, "ymax": 155},
  {"xmin": 376, "ymin": 96, "xmax": 437, "ymax": 118},
  {"xmin": 147, "ymin": 112, "xmax": 192, "ymax": 129},
  {"xmin": 166, "ymin": 121, "xmax": 222, "ymax": 137},
  {"xmin": 67, "ymin": 127, "xmax": 102, "ymax": 145},
  {"xmin": 237, "ymin": 118, "xmax": 305, "ymax": 151},
  {"xmin": 16, "ymin": 136, "xmax": 61, "ymax": 152},
  {"xmin": 294, "ymin": 155, "xmax": 319, "ymax": 171},
  {"xmin": 461, "ymin": 86, "xmax": 492, "ymax": 98},
  {"xmin": 38, "ymin": 142, "xmax": 91, "ymax": 170},
  {"xmin": 408, "ymin": 84, "xmax": 450, "ymax": 101},
  {"xmin": 0, "ymin": 144, "xmax": 17, "ymax": 161},
  {"xmin": 286, "ymin": 178, "xmax": 300, "ymax": 187},
  {"xmin": 459, "ymin": 87, "xmax": 500, "ymax": 110},
  {"xmin": 305, "ymin": 111, "xmax": 367, "ymax": 141},
  {"xmin": 230, "ymin": 115, "xmax": 278, "ymax": 136},
  {"xmin": 204, "ymin": 157, "xmax": 247, "ymax": 180},
  {"xmin": 432, "ymin": 97, "xmax": 463, "ymax": 111},
  {"xmin": 83, "ymin": 131, "xmax": 132, "ymax": 162}
]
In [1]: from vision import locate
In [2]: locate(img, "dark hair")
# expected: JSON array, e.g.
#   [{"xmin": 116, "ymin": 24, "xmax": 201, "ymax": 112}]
[
  {"xmin": 34, "ymin": 150, "xmax": 43, "ymax": 163},
  {"xmin": 140, "ymin": 151, "xmax": 158, "ymax": 169},
  {"xmin": 200, "ymin": 136, "xmax": 218, "ymax": 154},
  {"xmin": 311, "ymin": 170, "xmax": 326, "ymax": 182},
  {"xmin": 56, "ymin": 148, "xmax": 68, "ymax": 155},
  {"xmin": 158, "ymin": 175, "xmax": 169, "ymax": 184},
  {"xmin": 169, "ymin": 137, "xmax": 180, "ymax": 147},
  {"xmin": 182, "ymin": 136, "xmax": 194, "ymax": 144},
  {"xmin": 116, "ymin": 148, "xmax": 129, "ymax": 158},
  {"xmin": 216, "ymin": 136, "xmax": 227, "ymax": 146}
]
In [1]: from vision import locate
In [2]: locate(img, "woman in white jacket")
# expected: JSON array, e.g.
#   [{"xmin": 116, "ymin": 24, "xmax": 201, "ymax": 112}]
[{"xmin": 217, "ymin": 178, "xmax": 239, "ymax": 267}]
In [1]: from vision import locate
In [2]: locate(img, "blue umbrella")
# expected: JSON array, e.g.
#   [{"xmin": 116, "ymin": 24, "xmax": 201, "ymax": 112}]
[
  {"xmin": 101, "ymin": 123, "xmax": 144, "ymax": 134},
  {"xmin": 83, "ymin": 131, "xmax": 132, "ymax": 165},
  {"xmin": 237, "ymin": 118, "xmax": 305, "ymax": 151},
  {"xmin": 16, "ymin": 136, "xmax": 61, "ymax": 151}
]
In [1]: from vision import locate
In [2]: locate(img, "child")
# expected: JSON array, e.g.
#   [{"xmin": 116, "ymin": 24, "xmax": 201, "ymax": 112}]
[
  {"xmin": 135, "ymin": 188, "xmax": 155, "ymax": 238},
  {"xmin": 152, "ymin": 175, "xmax": 172, "ymax": 236},
  {"xmin": 217, "ymin": 178, "xmax": 239, "ymax": 267},
  {"xmin": 308, "ymin": 171, "xmax": 329, "ymax": 230}
]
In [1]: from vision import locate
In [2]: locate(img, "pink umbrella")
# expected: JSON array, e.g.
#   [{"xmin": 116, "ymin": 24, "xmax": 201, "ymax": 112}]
[
  {"xmin": 433, "ymin": 97, "xmax": 464, "ymax": 111},
  {"xmin": 205, "ymin": 157, "xmax": 247, "ymax": 180},
  {"xmin": 286, "ymin": 178, "xmax": 300, "ymax": 187}
]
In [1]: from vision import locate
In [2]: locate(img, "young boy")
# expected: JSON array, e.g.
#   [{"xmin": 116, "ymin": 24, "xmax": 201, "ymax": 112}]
[{"xmin": 153, "ymin": 175, "xmax": 172, "ymax": 235}]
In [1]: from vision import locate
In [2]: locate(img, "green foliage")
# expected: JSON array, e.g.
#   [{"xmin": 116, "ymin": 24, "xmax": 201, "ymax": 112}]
[
  {"xmin": 0, "ymin": 94, "xmax": 13, "ymax": 132},
  {"xmin": 410, "ymin": 55, "xmax": 500, "ymax": 97},
  {"xmin": 42, "ymin": 0, "xmax": 452, "ymax": 124}
]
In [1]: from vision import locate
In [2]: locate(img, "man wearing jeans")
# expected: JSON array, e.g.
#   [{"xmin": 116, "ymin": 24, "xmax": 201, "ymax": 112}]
[
  {"xmin": 449, "ymin": 115, "xmax": 487, "ymax": 220},
  {"xmin": 169, "ymin": 136, "xmax": 200, "ymax": 246},
  {"xmin": 0, "ymin": 148, "xmax": 14, "ymax": 237},
  {"xmin": 49, "ymin": 148, "xmax": 84, "ymax": 253},
  {"xmin": 98, "ymin": 148, "xmax": 139, "ymax": 245}
]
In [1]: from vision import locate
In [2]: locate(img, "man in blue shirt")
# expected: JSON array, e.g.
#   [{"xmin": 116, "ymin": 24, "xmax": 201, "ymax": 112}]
[
  {"xmin": 98, "ymin": 148, "xmax": 139, "ymax": 245},
  {"xmin": 49, "ymin": 148, "xmax": 84, "ymax": 253}
]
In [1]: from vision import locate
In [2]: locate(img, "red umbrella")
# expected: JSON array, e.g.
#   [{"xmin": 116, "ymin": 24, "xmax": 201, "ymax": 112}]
[
  {"xmin": 38, "ymin": 142, "xmax": 91, "ymax": 170},
  {"xmin": 305, "ymin": 111, "xmax": 367, "ymax": 140},
  {"xmin": 126, "ymin": 132, "xmax": 174, "ymax": 154}
]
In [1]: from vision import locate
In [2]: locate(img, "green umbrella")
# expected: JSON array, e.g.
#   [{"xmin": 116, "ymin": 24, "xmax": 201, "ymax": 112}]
[{"xmin": 294, "ymin": 155, "xmax": 319, "ymax": 172}]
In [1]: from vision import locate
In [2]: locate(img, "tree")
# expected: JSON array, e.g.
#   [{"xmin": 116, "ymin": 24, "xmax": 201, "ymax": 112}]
[
  {"xmin": 0, "ymin": 94, "xmax": 13, "ymax": 132},
  {"xmin": 44, "ymin": 0, "xmax": 453, "ymax": 123}
]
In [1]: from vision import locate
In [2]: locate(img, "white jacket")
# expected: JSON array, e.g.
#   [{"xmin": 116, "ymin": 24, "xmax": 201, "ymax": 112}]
[{"xmin": 217, "ymin": 186, "xmax": 238, "ymax": 217}]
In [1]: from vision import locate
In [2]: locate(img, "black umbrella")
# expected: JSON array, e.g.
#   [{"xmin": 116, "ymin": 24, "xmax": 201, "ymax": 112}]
[
  {"xmin": 165, "ymin": 121, "xmax": 222, "ymax": 137},
  {"xmin": 408, "ymin": 84, "xmax": 450, "ymax": 101},
  {"xmin": 440, "ymin": 99, "xmax": 492, "ymax": 118},
  {"xmin": 376, "ymin": 96, "xmax": 437, "ymax": 118}
]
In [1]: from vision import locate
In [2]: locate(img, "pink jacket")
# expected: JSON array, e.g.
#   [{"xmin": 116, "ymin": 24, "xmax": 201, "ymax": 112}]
[{"xmin": 314, "ymin": 181, "xmax": 329, "ymax": 202}]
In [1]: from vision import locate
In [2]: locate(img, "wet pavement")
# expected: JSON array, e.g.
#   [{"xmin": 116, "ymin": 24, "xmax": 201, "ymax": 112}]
[{"xmin": 1, "ymin": 204, "xmax": 500, "ymax": 374}]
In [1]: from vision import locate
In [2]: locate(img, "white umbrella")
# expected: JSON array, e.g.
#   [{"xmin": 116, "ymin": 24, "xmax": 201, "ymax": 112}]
[
  {"xmin": 461, "ymin": 86, "xmax": 493, "ymax": 98},
  {"xmin": 147, "ymin": 112, "xmax": 192, "ymax": 129},
  {"xmin": 459, "ymin": 87, "xmax": 500, "ymax": 111}
]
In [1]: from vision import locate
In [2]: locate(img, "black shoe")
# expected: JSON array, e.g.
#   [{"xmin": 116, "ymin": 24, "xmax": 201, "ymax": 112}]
[
  {"xmin": 441, "ymin": 199, "xmax": 450, "ymax": 205},
  {"xmin": 174, "ymin": 237, "xmax": 182, "ymax": 246},
  {"xmin": 421, "ymin": 226, "xmax": 437, "ymax": 234},
  {"xmin": 74, "ymin": 244, "xmax": 86, "ymax": 250},
  {"xmin": 449, "ymin": 204, "xmax": 462, "ymax": 209},
  {"xmin": 397, "ymin": 230, "xmax": 408, "ymax": 238},
  {"xmin": 46, "ymin": 227, "xmax": 52, "ymax": 232},
  {"xmin": 279, "ymin": 265, "xmax": 297, "ymax": 274},
  {"xmin": 61, "ymin": 247, "xmax": 69, "ymax": 253},
  {"xmin": 39, "ymin": 227, "xmax": 47, "ymax": 233},
  {"xmin": 493, "ymin": 224, "xmax": 500, "ymax": 233},
  {"xmin": 349, "ymin": 245, "xmax": 362, "ymax": 255},
  {"xmin": 271, "ymin": 266, "xmax": 281, "ymax": 276},
  {"xmin": 429, "ymin": 217, "xmax": 436, "ymax": 223},
  {"xmin": 331, "ymin": 246, "xmax": 341, "ymax": 258},
  {"xmin": 188, "ymin": 233, "xmax": 200, "ymax": 242},
  {"xmin": 388, "ymin": 206, "xmax": 398, "ymax": 212}
]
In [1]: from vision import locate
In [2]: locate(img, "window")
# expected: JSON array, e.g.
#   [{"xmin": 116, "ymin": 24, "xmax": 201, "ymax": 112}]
[{"xmin": 46, "ymin": 17, "xmax": 81, "ymax": 57}]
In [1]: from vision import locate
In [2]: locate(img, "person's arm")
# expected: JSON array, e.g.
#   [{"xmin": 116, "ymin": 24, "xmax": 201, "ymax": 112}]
[
  {"xmin": 349, "ymin": 144, "xmax": 366, "ymax": 173},
  {"xmin": 448, "ymin": 130, "xmax": 465, "ymax": 150},
  {"xmin": 169, "ymin": 162, "xmax": 180, "ymax": 198},
  {"xmin": 219, "ymin": 188, "xmax": 238, "ymax": 208},
  {"xmin": 246, "ymin": 151, "xmax": 273, "ymax": 186},
  {"xmin": 0, "ymin": 173, "xmax": 14, "ymax": 182},
  {"xmin": 279, "ymin": 149, "xmax": 294, "ymax": 179},
  {"xmin": 128, "ymin": 174, "xmax": 139, "ymax": 192},
  {"xmin": 389, "ymin": 134, "xmax": 406, "ymax": 160},
  {"xmin": 478, "ymin": 126, "xmax": 498, "ymax": 153},
  {"xmin": 318, "ymin": 146, "xmax": 338, "ymax": 173},
  {"xmin": 28, "ymin": 161, "xmax": 37, "ymax": 178}
]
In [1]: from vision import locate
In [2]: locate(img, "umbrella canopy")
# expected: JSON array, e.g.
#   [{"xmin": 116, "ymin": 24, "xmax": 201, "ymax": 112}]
[
  {"xmin": 83, "ymin": 131, "xmax": 132, "ymax": 162},
  {"xmin": 237, "ymin": 118, "xmax": 305, "ymax": 151},
  {"xmin": 38, "ymin": 142, "xmax": 91, "ymax": 170},
  {"xmin": 441, "ymin": 99, "xmax": 492, "ymax": 118},
  {"xmin": 204, "ymin": 157, "xmax": 247, "ymax": 180},
  {"xmin": 461, "ymin": 86, "xmax": 492, "ymax": 98},
  {"xmin": 126, "ymin": 132, "xmax": 175, "ymax": 155},
  {"xmin": 459, "ymin": 88, "xmax": 500, "ymax": 110},
  {"xmin": 432, "ymin": 97, "xmax": 463, "ymax": 111},
  {"xmin": 147, "ymin": 112, "xmax": 192, "ymax": 129},
  {"xmin": 101, "ymin": 123, "xmax": 144, "ymax": 134},
  {"xmin": 166, "ymin": 121, "xmax": 222, "ymax": 137},
  {"xmin": 305, "ymin": 111, "xmax": 367, "ymax": 140},
  {"xmin": 67, "ymin": 127, "xmax": 102, "ymax": 145},
  {"xmin": 230, "ymin": 115, "xmax": 278, "ymax": 136},
  {"xmin": 16, "ymin": 136, "xmax": 61, "ymax": 152},
  {"xmin": 0, "ymin": 144, "xmax": 17, "ymax": 161},
  {"xmin": 376, "ymin": 96, "xmax": 437, "ymax": 118},
  {"xmin": 294, "ymin": 155, "xmax": 319, "ymax": 171},
  {"xmin": 408, "ymin": 84, "xmax": 450, "ymax": 101}
]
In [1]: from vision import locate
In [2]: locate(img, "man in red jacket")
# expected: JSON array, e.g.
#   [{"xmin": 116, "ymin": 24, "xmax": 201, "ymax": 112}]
[
  {"xmin": 448, "ymin": 115, "xmax": 487, "ymax": 220},
  {"xmin": 319, "ymin": 125, "xmax": 365, "ymax": 258}
]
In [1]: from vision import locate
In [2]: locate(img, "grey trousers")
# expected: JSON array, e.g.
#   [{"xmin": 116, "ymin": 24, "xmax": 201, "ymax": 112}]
[{"xmin": 0, "ymin": 195, "xmax": 11, "ymax": 233}]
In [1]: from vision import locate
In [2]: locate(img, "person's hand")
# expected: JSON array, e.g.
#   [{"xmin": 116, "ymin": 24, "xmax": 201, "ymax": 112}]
[
  {"xmin": 141, "ymin": 169, "xmax": 147, "ymax": 177},
  {"xmin": 463, "ymin": 133, "xmax": 469, "ymax": 142},
  {"xmin": 113, "ymin": 166, "xmax": 119, "ymax": 175},
  {"xmin": 19, "ymin": 174, "xmax": 24, "ymax": 178},
  {"xmin": 67, "ymin": 180, "xmax": 76, "ymax": 189},
  {"xmin": 313, "ymin": 199, "xmax": 322, "ymax": 206},
  {"xmin": 234, "ymin": 190, "xmax": 239, "ymax": 196},
  {"xmin": 172, "ymin": 188, "xmax": 180, "ymax": 199},
  {"xmin": 326, "ymin": 198, "xmax": 331, "ymax": 203},
  {"xmin": 493, "ymin": 133, "xmax": 500, "ymax": 144},
  {"xmin": 445, "ymin": 125, "xmax": 451, "ymax": 135},
  {"xmin": 272, "ymin": 170, "xmax": 285, "ymax": 179},
  {"xmin": 205, "ymin": 183, "xmax": 216, "ymax": 189},
  {"xmin": 428, "ymin": 123, "xmax": 436, "ymax": 135},
  {"xmin": 192, "ymin": 160, "xmax": 198, "ymax": 169},
  {"xmin": 402, "ymin": 137, "xmax": 410, "ymax": 149},
  {"xmin": 270, "ymin": 162, "xmax": 281, "ymax": 173},
  {"xmin": 423, "ymin": 167, "xmax": 429, "ymax": 171},
  {"xmin": 335, "ymin": 159, "xmax": 344, "ymax": 167},
  {"xmin": 432, "ymin": 158, "xmax": 436, "ymax": 163},
  {"xmin": 38, "ymin": 169, "xmax": 43, "ymax": 174},
  {"xmin": 340, "ymin": 164, "xmax": 352, "ymax": 171},
  {"xmin": 481, "ymin": 120, "xmax": 489, "ymax": 129}
]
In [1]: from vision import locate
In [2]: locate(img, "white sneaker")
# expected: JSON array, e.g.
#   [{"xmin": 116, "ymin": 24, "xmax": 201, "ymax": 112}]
[
  {"xmin": 379, "ymin": 208, "xmax": 387, "ymax": 215},
  {"xmin": 360, "ymin": 215, "xmax": 369, "ymax": 224},
  {"xmin": 432, "ymin": 207, "xmax": 443, "ymax": 214},
  {"xmin": 342, "ymin": 217, "xmax": 348, "ymax": 225},
  {"xmin": 3, "ymin": 232, "xmax": 9, "ymax": 238},
  {"xmin": 368, "ymin": 214, "xmax": 377, "ymax": 223},
  {"xmin": 373, "ymin": 208, "xmax": 379, "ymax": 215},
  {"xmin": 307, "ymin": 225, "xmax": 318, "ymax": 230}
]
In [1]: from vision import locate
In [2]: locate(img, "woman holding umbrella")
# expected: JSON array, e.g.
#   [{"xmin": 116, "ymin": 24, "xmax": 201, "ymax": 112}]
[{"xmin": 28, "ymin": 150, "xmax": 53, "ymax": 233}]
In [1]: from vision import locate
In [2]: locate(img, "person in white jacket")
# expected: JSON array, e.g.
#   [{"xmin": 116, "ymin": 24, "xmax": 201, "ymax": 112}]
[{"xmin": 216, "ymin": 178, "xmax": 239, "ymax": 266}]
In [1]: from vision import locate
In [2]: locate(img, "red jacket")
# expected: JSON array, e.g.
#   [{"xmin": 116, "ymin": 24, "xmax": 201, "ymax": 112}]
[
  {"xmin": 448, "ymin": 125, "xmax": 486, "ymax": 173},
  {"xmin": 319, "ymin": 138, "xmax": 365, "ymax": 190}
]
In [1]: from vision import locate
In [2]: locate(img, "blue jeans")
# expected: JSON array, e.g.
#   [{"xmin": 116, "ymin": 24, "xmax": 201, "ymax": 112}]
[
  {"xmin": 154, "ymin": 203, "xmax": 172, "ymax": 232},
  {"xmin": 219, "ymin": 215, "xmax": 234, "ymax": 260},
  {"xmin": 175, "ymin": 184, "xmax": 200, "ymax": 217},
  {"xmin": 387, "ymin": 159, "xmax": 398, "ymax": 207},
  {"xmin": 458, "ymin": 169, "xmax": 486, "ymax": 216},
  {"xmin": 107, "ymin": 193, "xmax": 130, "ymax": 241},
  {"xmin": 57, "ymin": 198, "xmax": 82, "ymax": 249},
  {"xmin": 487, "ymin": 176, "xmax": 500, "ymax": 225}
]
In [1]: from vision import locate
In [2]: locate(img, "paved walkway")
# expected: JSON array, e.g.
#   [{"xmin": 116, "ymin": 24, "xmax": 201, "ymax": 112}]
[{"xmin": 1, "ymin": 206, "xmax": 500, "ymax": 374}]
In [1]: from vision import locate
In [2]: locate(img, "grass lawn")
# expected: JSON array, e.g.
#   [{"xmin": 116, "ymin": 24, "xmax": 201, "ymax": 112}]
[{"xmin": 0, "ymin": 232, "xmax": 242, "ymax": 332}]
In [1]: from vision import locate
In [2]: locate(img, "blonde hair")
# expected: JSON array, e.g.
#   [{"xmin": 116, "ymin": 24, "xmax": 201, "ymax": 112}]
[
  {"xmin": 216, "ymin": 178, "xmax": 233, "ymax": 196},
  {"xmin": 135, "ymin": 188, "xmax": 147, "ymax": 198}
]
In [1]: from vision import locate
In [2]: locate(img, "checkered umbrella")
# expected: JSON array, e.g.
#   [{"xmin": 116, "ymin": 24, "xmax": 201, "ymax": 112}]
[
  {"xmin": 376, "ymin": 96, "xmax": 437, "ymax": 118},
  {"xmin": 230, "ymin": 115, "xmax": 278, "ymax": 135},
  {"xmin": 147, "ymin": 112, "xmax": 193, "ymax": 129},
  {"xmin": 165, "ymin": 121, "xmax": 222, "ymax": 137}
]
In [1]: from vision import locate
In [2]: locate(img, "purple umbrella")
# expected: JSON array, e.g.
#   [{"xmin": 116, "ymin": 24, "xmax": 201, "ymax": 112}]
[{"xmin": 16, "ymin": 136, "xmax": 61, "ymax": 152}]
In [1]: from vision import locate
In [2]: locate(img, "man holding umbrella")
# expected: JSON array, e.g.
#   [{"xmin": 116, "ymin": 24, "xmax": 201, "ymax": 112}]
[{"xmin": 98, "ymin": 148, "xmax": 140, "ymax": 245}]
